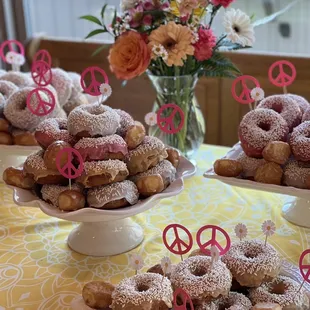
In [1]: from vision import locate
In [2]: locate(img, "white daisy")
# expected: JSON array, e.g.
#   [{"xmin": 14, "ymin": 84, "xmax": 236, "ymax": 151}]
[
  {"xmin": 99, "ymin": 83, "xmax": 112, "ymax": 98},
  {"xmin": 5, "ymin": 51, "xmax": 17, "ymax": 65},
  {"xmin": 160, "ymin": 50, "xmax": 168, "ymax": 62},
  {"xmin": 130, "ymin": 253, "xmax": 144, "ymax": 271},
  {"xmin": 191, "ymin": 32, "xmax": 199, "ymax": 44},
  {"xmin": 262, "ymin": 220, "xmax": 276, "ymax": 237},
  {"xmin": 211, "ymin": 245, "xmax": 220, "ymax": 264},
  {"xmin": 144, "ymin": 112, "xmax": 157, "ymax": 126},
  {"xmin": 152, "ymin": 44, "xmax": 165, "ymax": 57},
  {"xmin": 223, "ymin": 9, "xmax": 255, "ymax": 47},
  {"xmin": 234, "ymin": 223, "xmax": 248, "ymax": 241},
  {"xmin": 161, "ymin": 256, "xmax": 172, "ymax": 274},
  {"xmin": 251, "ymin": 87, "xmax": 265, "ymax": 102}
]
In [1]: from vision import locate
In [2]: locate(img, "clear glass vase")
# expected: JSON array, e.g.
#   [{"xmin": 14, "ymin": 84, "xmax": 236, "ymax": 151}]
[{"xmin": 147, "ymin": 73, "xmax": 206, "ymax": 159}]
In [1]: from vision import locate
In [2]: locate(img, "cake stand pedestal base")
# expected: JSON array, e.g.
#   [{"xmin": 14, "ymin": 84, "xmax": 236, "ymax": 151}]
[
  {"xmin": 67, "ymin": 218, "xmax": 144, "ymax": 256},
  {"xmin": 282, "ymin": 197, "xmax": 310, "ymax": 228}
]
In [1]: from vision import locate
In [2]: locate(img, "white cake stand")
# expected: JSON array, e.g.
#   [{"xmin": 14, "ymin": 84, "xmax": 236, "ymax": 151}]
[
  {"xmin": 10, "ymin": 156, "xmax": 196, "ymax": 257},
  {"xmin": 0, "ymin": 145, "xmax": 40, "ymax": 182},
  {"xmin": 204, "ymin": 143, "xmax": 310, "ymax": 228}
]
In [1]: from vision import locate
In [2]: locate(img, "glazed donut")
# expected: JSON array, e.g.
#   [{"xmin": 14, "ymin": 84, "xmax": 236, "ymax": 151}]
[
  {"xmin": 0, "ymin": 132, "xmax": 13, "ymax": 145},
  {"xmin": 63, "ymin": 93, "xmax": 88, "ymax": 115},
  {"xmin": 126, "ymin": 136, "xmax": 168, "ymax": 175},
  {"xmin": 283, "ymin": 159, "xmax": 310, "ymax": 189},
  {"xmin": 3, "ymin": 167, "xmax": 35, "ymax": 189},
  {"xmin": 74, "ymin": 134, "xmax": 128, "ymax": 161},
  {"xmin": 87, "ymin": 180, "xmax": 139, "ymax": 209},
  {"xmin": 262, "ymin": 141, "xmax": 291, "ymax": 165},
  {"xmin": 23, "ymin": 151, "xmax": 67, "ymax": 184},
  {"xmin": 135, "ymin": 175, "xmax": 164, "ymax": 197},
  {"xmin": 58, "ymin": 190, "xmax": 85, "ymax": 211},
  {"xmin": 252, "ymin": 303, "xmax": 282, "ymax": 310},
  {"xmin": 67, "ymin": 103, "xmax": 120, "ymax": 138},
  {"xmin": 124, "ymin": 121, "xmax": 146, "ymax": 150},
  {"xmin": 249, "ymin": 276, "xmax": 309, "ymax": 310},
  {"xmin": 254, "ymin": 162, "xmax": 283, "ymax": 185},
  {"xmin": 214, "ymin": 159, "xmax": 243, "ymax": 177},
  {"xmin": 68, "ymin": 72, "xmax": 83, "ymax": 99},
  {"xmin": 82, "ymin": 281, "xmax": 115, "ymax": 309},
  {"xmin": 217, "ymin": 292, "xmax": 252, "ymax": 310},
  {"xmin": 236, "ymin": 151, "xmax": 266, "ymax": 179},
  {"xmin": 171, "ymin": 255, "xmax": 232, "ymax": 304},
  {"xmin": 35, "ymin": 118, "xmax": 76, "ymax": 149},
  {"xmin": 4, "ymin": 87, "xmax": 54, "ymax": 131},
  {"xmin": 239, "ymin": 109, "xmax": 289, "ymax": 158},
  {"xmin": 115, "ymin": 109, "xmax": 135, "ymax": 137},
  {"xmin": 287, "ymin": 94, "xmax": 309, "ymax": 115},
  {"xmin": 76, "ymin": 159, "xmax": 129, "ymax": 188},
  {"xmin": 0, "ymin": 80, "xmax": 18, "ymax": 99},
  {"xmin": 0, "ymin": 118, "xmax": 10, "ymax": 132},
  {"xmin": 41, "ymin": 183, "xmax": 83, "ymax": 207},
  {"xmin": 111, "ymin": 273, "xmax": 173, "ymax": 310},
  {"xmin": 166, "ymin": 148, "xmax": 180, "ymax": 168},
  {"xmin": 50, "ymin": 68, "xmax": 73, "ymax": 106},
  {"xmin": 43, "ymin": 141, "xmax": 72, "ymax": 170},
  {"xmin": 12, "ymin": 129, "xmax": 38, "ymax": 146},
  {"xmin": 222, "ymin": 239, "xmax": 281, "ymax": 288},
  {"xmin": 0, "ymin": 71, "xmax": 32, "ymax": 87},
  {"xmin": 290, "ymin": 121, "xmax": 310, "ymax": 161}
]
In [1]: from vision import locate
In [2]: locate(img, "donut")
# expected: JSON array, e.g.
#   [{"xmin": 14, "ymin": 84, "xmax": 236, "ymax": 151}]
[
  {"xmin": 254, "ymin": 162, "xmax": 283, "ymax": 185},
  {"xmin": 76, "ymin": 159, "xmax": 129, "ymax": 188},
  {"xmin": 195, "ymin": 301, "xmax": 218, "ymax": 310},
  {"xmin": 12, "ymin": 129, "xmax": 38, "ymax": 146},
  {"xmin": 63, "ymin": 93, "xmax": 88, "ymax": 115},
  {"xmin": 74, "ymin": 134, "xmax": 128, "ymax": 161},
  {"xmin": 262, "ymin": 141, "xmax": 291, "ymax": 165},
  {"xmin": 214, "ymin": 159, "xmax": 243, "ymax": 177},
  {"xmin": 302, "ymin": 106, "xmax": 310, "ymax": 122},
  {"xmin": 126, "ymin": 136, "xmax": 168, "ymax": 175},
  {"xmin": 0, "ymin": 69, "xmax": 5, "ymax": 77},
  {"xmin": 41, "ymin": 183, "xmax": 83, "ymax": 207},
  {"xmin": 217, "ymin": 292, "xmax": 252, "ymax": 310},
  {"xmin": 58, "ymin": 190, "xmax": 85, "ymax": 211},
  {"xmin": 0, "ymin": 80, "xmax": 18, "ymax": 99},
  {"xmin": 287, "ymin": 94, "xmax": 309, "ymax": 115},
  {"xmin": 3, "ymin": 167, "xmax": 35, "ymax": 189},
  {"xmin": 0, "ymin": 71, "xmax": 32, "ymax": 87},
  {"xmin": 283, "ymin": 159, "xmax": 310, "ymax": 189},
  {"xmin": 87, "ymin": 180, "xmax": 139, "ymax": 209},
  {"xmin": 124, "ymin": 121, "xmax": 146, "ymax": 150},
  {"xmin": 23, "ymin": 150, "xmax": 67, "ymax": 184},
  {"xmin": 0, "ymin": 118, "xmax": 10, "ymax": 132},
  {"xmin": 249, "ymin": 276, "xmax": 309, "ymax": 310},
  {"xmin": 50, "ymin": 68, "xmax": 73, "ymax": 106},
  {"xmin": 35, "ymin": 118, "xmax": 76, "ymax": 149},
  {"xmin": 222, "ymin": 239, "xmax": 281, "ymax": 288},
  {"xmin": 53, "ymin": 107, "xmax": 67, "ymax": 119},
  {"xmin": 257, "ymin": 95, "xmax": 302, "ymax": 131},
  {"xmin": 170, "ymin": 256, "xmax": 232, "ymax": 303},
  {"xmin": 252, "ymin": 303, "xmax": 282, "ymax": 310},
  {"xmin": 290, "ymin": 121, "xmax": 310, "ymax": 161},
  {"xmin": 82, "ymin": 281, "xmax": 115, "ymax": 309},
  {"xmin": 43, "ymin": 141, "xmax": 72, "ymax": 170},
  {"xmin": 166, "ymin": 148, "xmax": 180, "ymax": 168},
  {"xmin": 0, "ymin": 93, "xmax": 5, "ymax": 114},
  {"xmin": 67, "ymin": 104, "xmax": 120, "ymax": 138},
  {"xmin": 0, "ymin": 132, "xmax": 13, "ymax": 145},
  {"xmin": 238, "ymin": 109, "xmax": 289, "ymax": 158},
  {"xmin": 236, "ymin": 151, "xmax": 266, "ymax": 179},
  {"xmin": 68, "ymin": 72, "xmax": 83, "ymax": 99},
  {"xmin": 115, "ymin": 109, "xmax": 135, "ymax": 137},
  {"xmin": 111, "ymin": 273, "xmax": 173, "ymax": 310},
  {"xmin": 147, "ymin": 264, "xmax": 175, "ymax": 279}
]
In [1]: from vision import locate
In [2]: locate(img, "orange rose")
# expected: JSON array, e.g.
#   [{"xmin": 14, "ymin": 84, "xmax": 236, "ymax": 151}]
[{"xmin": 108, "ymin": 31, "xmax": 151, "ymax": 80}]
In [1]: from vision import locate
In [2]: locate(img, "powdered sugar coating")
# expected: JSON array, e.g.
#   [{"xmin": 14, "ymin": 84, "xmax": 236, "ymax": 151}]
[
  {"xmin": 288, "ymin": 94, "xmax": 309, "ymax": 115},
  {"xmin": 217, "ymin": 292, "xmax": 252, "ymax": 310},
  {"xmin": 51, "ymin": 68, "xmax": 73, "ymax": 106},
  {"xmin": 0, "ymin": 71, "xmax": 32, "ymax": 87},
  {"xmin": 111, "ymin": 273, "xmax": 173, "ymax": 308},
  {"xmin": 237, "ymin": 151, "xmax": 266, "ymax": 178},
  {"xmin": 249, "ymin": 276, "xmax": 309, "ymax": 309},
  {"xmin": 67, "ymin": 104, "xmax": 120, "ymax": 137},
  {"xmin": 257, "ymin": 95, "xmax": 302, "ymax": 131},
  {"xmin": 283, "ymin": 159, "xmax": 310, "ymax": 189},
  {"xmin": 67, "ymin": 72, "xmax": 83, "ymax": 99},
  {"xmin": 239, "ymin": 109, "xmax": 289, "ymax": 157},
  {"xmin": 0, "ymin": 80, "xmax": 18, "ymax": 99},
  {"xmin": 83, "ymin": 159, "xmax": 127, "ymax": 175},
  {"xmin": 170, "ymin": 256, "xmax": 232, "ymax": 300},
  {"xmin": 290, "ymin": 121, "xmax": 310, "ymax": 161},
  {"xmin": 302, "ymin": 106, "xmax": 310, "ymax": 122},
  {"xmin": 115, "ymin": 109, "xmax": 135, "ymax": 137},
  {"xmin": 24, "ymin": 150, "xmax": 47, "ymax": 172},
  {"xmin": 0, "ymin": 93, "xmax": 5, "ymax": 114},
  {"xmin": 87, "ymin": 180, "xmax": 139, "ymax": 208},
  {"xmin": 63, "ymin": 94, "xmax": 88, "ymax": 115}
]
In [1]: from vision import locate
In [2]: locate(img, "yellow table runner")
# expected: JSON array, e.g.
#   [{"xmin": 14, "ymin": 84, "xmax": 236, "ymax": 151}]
[{"xmin": 0, "ymin": 144, "xmax": 309, "ymax": 310}]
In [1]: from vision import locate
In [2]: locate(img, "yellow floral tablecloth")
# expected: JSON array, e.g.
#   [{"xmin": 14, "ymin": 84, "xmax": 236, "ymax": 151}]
[{"xmin": 0, "ymin": 144, "xmax": 309, "ymax": 310}]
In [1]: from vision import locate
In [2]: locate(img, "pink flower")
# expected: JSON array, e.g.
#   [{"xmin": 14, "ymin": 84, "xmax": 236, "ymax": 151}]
[
  {"xmin": 180, "ymin": 14, "xmax": 190, "ymax": 23},
  {"xmin": 128, "ymin": 4, "xmax": 144, "ymax": 28},
  {"xmin": 143, "ymin": 0, "xmax": 155, "ymax": 10},
  {"xmin": 178, "ymin": 0, "xmax": 199, "ymax": 17},
  {"xmin": 193, "ymin": 28, "xmax": 216, "ymax": 61},
  {"xmin": 211, "ymin": 0, "xmax": 235, "ymax": 8},
  {"xmin": 160, "ymin": 1, "xmax": 170, "ymax": 10},
  {"xmin": 143, "ymin": 14, "xmax": 152, "ymax": 26}
]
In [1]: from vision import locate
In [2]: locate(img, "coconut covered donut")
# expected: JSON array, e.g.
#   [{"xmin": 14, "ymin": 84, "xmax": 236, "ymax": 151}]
[
  {"xmin": 290, "ymin": 121, "xmax": 310, "ymax": 161},
  {"xmin": 50, "ymin": 68, "xmax": 73, "ymax": 106},
  {"xmin": 111, "ymin": 273, "xmax": 173, "ymax": 310},
  {"xmin": 0, "ymin": 80, "xmax": 18, "ymax": 100},
  {"xmin": 67, "ymin": 103, "xmax": 120, "ymax": 138},
  {"xmin": 0, "ymin": 71, "xmax": 32, "ymax": 88},
  {"xmin": 222, "ymin": 239, "xmax": 282, "ymax": 288},
  {"xmin": 249, "ymin": 276, "xmax": 309, "ymax": 310},
  {"xmin": 288, "ymin": 94, "xmax": 309, "ymax": 115},
  {"xmin": 283, "ymin": 159, "xmax": 310, "ymax": 189},
  {"xmin": 170, "ymin": 256, "xmax": 232, "ymax": 304}
]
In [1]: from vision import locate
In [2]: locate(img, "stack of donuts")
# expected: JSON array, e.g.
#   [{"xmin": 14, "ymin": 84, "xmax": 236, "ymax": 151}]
[
  {"xmin": 214, "ymin": 93, "xmax": 310, "ymax": 189},
  {"xmin": 79, "ymin": 238, "xmax": 309, "ymax": 309},
  {"xmin": 0, "ymin": 68, "xmax": 87, "ymax": 146},
  {"xmin": 3, "ymin": 103, "xmax": 180, "ymax": 211}
]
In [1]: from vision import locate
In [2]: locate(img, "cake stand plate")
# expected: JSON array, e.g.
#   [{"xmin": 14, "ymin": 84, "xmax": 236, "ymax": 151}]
[
  {"xmin": 9, "ymin": 156, "xmax": 196, "ymax": 256},
  {"xmin": 204, "ymin": 143, "xmax": 310, "ymax": 228}
]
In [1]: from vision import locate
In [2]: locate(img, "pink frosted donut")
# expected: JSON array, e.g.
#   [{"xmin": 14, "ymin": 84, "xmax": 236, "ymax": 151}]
[
  {"xmin": 68, "ymin": 72, "xmax": 83, "ymax": 99},
  {"xmin": 257, "ymin": 95, "xmax": 302, "ymax": 131},
  {"xmin": 51, "ymin": 68, "xmax": 73, "ymax": 106},
  {"xmin": 115, "ymin": 109, "xmax": 135, "ymax": 137},
  {"xmin": 74, "ymin": 134, "xmax": 128, "ymax": 161},
  {"xmin": 290, "ymin": 121, "xmax": 310, "ymax": 161},
  {"xmin": 239, "ymin": 109, "xmax": 289, "ymax": 158},
  {"xmin": 236, "ymin": 151, "xmax": 266, "ymax": 178},
  {"xmin": 35, "ymin": 118, "xmax": 76, "ymax": 148},
  {"xmin": 0, "ymin": 80, "xmax": 18, "ymax": 99},
  {"xmin": 0, "ymin": 72, "xmax": 32, "ymax": 88},
  {"xmin": 67, "ymin": 103, "xmax": 120, "ymax": 138},
  {"xmin": 287, "ymin": 94, "xmax": 309, "ymax": 115},
  {"xmin": 283, "ymin": 159, "xmax": 310, "ymax": 189}
]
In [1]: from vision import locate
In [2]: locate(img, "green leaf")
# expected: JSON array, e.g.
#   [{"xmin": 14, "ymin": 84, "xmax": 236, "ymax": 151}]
[
  {"xmin": 79, "ymin": 15, "xmax": 102, "ymax": 26},
  {"xmin": 85, "ymin": 29, "xmax": 107, "ymax": 39},
  {"xmin": 101, "ymin": 4, "xmax": 108, "ymax": 20},
  {"xmin": 111, "ymin": 9, "xmax": 117, "ymax": 28},
  {"xmin": 91, "ymin": 44, "xmax": 109, "ymax": 57}
]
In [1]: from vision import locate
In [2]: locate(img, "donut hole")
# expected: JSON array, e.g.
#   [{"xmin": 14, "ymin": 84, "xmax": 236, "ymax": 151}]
[
  {"xmin": 219, "ymin": 303, "xmax": 231, "ymax": 310},
  {"xmin": 191, "ymin": 265, "xmax": 208, "ymax": 277},
  {"xmin": 271, "ymin": 103, "xmax": 283, "ymax": 114},
  {"xmin": 258, "ymin": 122, "xmax": 271, "ymax": 132},
  {"xmin": 136, "ymin": 283, "xmax": 149, "ymax": 292},
  {"xmin": 270, "ymin": 281, "xmax": 287, "ymax": 295},
  {"xmin": 244, "ymin": 250, "xmax": 258, "ymax": 259}
]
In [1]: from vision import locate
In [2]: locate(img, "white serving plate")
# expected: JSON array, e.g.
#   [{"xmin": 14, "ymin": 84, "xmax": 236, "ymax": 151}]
[
  {"xmin": 204, "ymin": 143, "xmax": 310, "ymax": 228},
  {"xmin": 71, "ymin": 260, "xmax": 310, "ymax": 310},
  {"xmin": 9, "ymin": 156, "xmax": 196, "ymax": 257}
]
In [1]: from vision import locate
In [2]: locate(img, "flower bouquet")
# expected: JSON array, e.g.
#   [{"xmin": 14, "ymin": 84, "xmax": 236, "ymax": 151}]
[{"xmin": 81, "ymin": 0, "xmax": 296, "ymax": 158}]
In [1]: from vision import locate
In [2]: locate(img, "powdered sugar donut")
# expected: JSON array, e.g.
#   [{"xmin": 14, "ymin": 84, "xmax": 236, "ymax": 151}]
[
  {"xmin": 68, "ymin": 72, "xmax": 83, "ymax": 99},
  {"xmin": 239, "ymin": 109, "xmax": 289, "ymax": 158},
  {"xmin": 115, "ymin": 109, "xmax": 135, "ymax": 137},
  {"xmin": 283, "ymin": 159, "xmax": 310, "ymax": 189},
  {"xmin": 67, "ymin": 103, "xmax": 120, "ymax": 138},
  {"xmin": 0, "ymin": 80, "xmax": 18, "ymax": 99},
  {"xmin": 290, "ymin": 121, "xmax": 310, "ymax": 161},
  {"xmin": 0, "ymin": 71, "xmax": 32, "ymax": 88},
  {"xmin": 237, "ymin": 151, "xmax": 266, "ymax": 179},
  {"xmin": 51, "ymin": 68, "xmax": 73, "ymax": 106},
  {"xmin": 287, "ymin": 94, "xmax": 309, "ymax": 115},
  {"xmin": 63, "ymin": 93, "xmax": 88, "ymax": 115},
  {"xmin": 257, "ymin": 95, "xmax": 302, "ymax": 131},
  {"xmin": 302, "ymin": 106, "xmax": 310, "ymax": 122}
]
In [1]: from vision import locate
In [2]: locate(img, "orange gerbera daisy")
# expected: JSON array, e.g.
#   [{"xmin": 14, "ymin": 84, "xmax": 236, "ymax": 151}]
[{"xmin": 148, "ymin": 22, "xmax": 194, "ymax": 67}]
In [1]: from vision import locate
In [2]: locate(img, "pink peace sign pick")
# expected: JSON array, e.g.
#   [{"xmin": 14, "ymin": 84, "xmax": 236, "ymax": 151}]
[
  {"xmin": 299, "ymin": 249, "xmax": 310, "ymax": 284},
  {"xmin": 269, "ymin": 60, "xmax": 296, "ymax": 88},
  {"xmin": 56, "ymin": 148, "xmax": 84, "ymax": 179},
  {"xmin": 33, "ymin": 49, "xmax": 52, "ymax": 67},
  {"xmin": 26, "ymin": 88, "xmax": 56, "ymax": 116},
  {"xmin": 80, "ymin": 66, "xmax": 109, "ymax": 96},
  {"xmin": 196, "ymin": 225, "xmax": 231, "ymax": 256},
  {"xmin": 162, "ymin": 224, "xmax": 193, "ymax": 257},
  {"xmin": 0, "ymin": 40, "xmax": 25, "ymax": 62},
  {"xmin": 157, "ymin": 103, "xmax": 185, "ymax": 134},
  {"xmin": 31, "ymin": 61, "xmax": 53, "ymax": 87},
  {"xmin": 232, "ymin": 75, "xmax": 260, "ymax": 105},
  {"xmin": 173, "ymin": 288, "xmax": 194, "ymax": 310}
]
